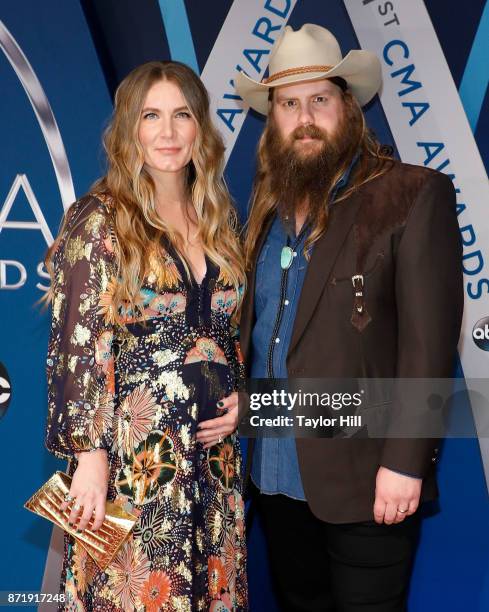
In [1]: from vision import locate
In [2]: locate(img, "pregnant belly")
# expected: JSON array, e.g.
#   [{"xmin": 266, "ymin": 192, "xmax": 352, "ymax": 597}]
[{"xmin": 181, "ymin": 360, "xmax": 234, "ymax": 423}]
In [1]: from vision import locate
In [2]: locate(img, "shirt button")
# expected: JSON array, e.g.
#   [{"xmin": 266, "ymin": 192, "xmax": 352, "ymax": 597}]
[
  {"xmin": 275, "ymin": 337, "xmax": 280, "ymax": 343},
  {"xmin": 284, "ymin": 300, "xmax": 289, "ymax": 306}
]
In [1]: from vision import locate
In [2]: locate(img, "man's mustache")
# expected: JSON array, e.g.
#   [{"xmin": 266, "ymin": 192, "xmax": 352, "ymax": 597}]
[{"xmin": 290, "ymin": 124, "xmax": 327, "ymax": 141}]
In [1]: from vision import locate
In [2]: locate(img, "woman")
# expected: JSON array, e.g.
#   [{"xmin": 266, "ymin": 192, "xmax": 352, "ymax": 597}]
[{"xmin": 44, "ymin": 61, "xmax": 248, "ymax": 611}]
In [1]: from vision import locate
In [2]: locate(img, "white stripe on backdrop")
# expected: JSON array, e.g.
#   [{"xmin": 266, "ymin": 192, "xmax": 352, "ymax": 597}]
[
  {"xmin": 344, "ymin": 0, "xmax": 489, "ymax": 487},
  {"xmin": 200, "ymin": 0, "xmax": 298, "ymax": 162}
]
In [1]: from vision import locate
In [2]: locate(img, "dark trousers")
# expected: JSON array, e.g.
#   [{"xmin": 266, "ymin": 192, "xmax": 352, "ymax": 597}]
[{"xmin": 257, "ymin": 493, "xmax": 420, "ymax": 612}]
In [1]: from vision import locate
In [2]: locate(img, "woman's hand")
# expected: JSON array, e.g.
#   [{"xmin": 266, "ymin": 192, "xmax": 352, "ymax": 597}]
[
  {"xmin": 60, "ymin": 448, "xmax": 109, "ymax": 532},
  {"xmin": 196, "ymin": 392, "xmax": 239, "ymax": 449}
]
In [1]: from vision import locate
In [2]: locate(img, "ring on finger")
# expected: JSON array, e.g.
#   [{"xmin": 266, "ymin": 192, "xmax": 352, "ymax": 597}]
[
  {"xmin": 218, "ymin": 435, "xmax": 223, "ymax": 443},
  {"xmin": 64, "ymin": 493, "xmax": 75, "ymax": 502},
  {"xmin": 397, "ymin": 508, "xmax": 408, "ymax": 514},
  {"xmin": 73, "ymin": 502, "xmax": 82, "ymax": 511}
]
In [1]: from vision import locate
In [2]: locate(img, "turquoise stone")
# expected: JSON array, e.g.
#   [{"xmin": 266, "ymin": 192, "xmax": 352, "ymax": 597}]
[{"xmin": 281, "ymin": 246, "xmax": 294, "ymax": 270}]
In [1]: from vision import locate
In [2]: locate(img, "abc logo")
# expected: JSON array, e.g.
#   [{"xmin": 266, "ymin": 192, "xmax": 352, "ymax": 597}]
[
  {"xmin": 0, "ymin": 361, "xmax": 12, "ymax": 420},
  {"xmin": 472, "ymin": 317, "xmax": 489, "ymax": 351}
]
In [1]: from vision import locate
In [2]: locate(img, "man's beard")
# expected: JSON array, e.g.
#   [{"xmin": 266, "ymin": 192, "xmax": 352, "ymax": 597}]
[{"xmin": 265, "ymin": 114, "xmax": 356, "ymax": 227}]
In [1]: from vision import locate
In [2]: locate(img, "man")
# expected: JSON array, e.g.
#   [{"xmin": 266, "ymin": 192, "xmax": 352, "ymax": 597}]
[{"xmin": 235, "ymin": 24, "xmax": 463, "ymax": 611}]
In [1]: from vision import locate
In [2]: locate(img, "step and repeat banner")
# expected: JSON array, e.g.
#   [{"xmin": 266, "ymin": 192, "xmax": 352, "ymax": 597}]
[{"xmin": 0, "ymin": 0, "xmax": 488, "ymax": 610}]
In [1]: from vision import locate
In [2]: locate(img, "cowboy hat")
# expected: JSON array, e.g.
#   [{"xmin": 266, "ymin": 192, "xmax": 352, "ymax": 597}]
[{"xmin": 235, "ymin": 23, "xmax": 382, "ymax": 114}]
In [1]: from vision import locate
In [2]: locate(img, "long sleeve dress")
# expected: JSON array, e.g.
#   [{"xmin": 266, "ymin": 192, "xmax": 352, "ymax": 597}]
[{"xmin": 45, "ymin": 194, "xmax": 248, "ymax": 612}]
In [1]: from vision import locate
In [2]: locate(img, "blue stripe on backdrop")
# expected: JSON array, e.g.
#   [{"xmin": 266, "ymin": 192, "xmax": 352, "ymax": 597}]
[
  {"xmin": 80, "ymin": 0, "xmax": 172, "ymax": 95},
  {"xmin": 158, "ymin": 0, "xmax": 199, "ymax": 74},
  {"xmin": 459, "ymin": 0, "xmax": 489, "ymax": 130},
  {"xmin": 474, "ymin": 87, "xmax": 489, "ymax": 166},
  {"xmin": 425, "ymin": 0, "xmax": 487, "ymax": 88},
  {"xmin": 184, "ymin": 0, "xmax": 233, "ymax": 72}
]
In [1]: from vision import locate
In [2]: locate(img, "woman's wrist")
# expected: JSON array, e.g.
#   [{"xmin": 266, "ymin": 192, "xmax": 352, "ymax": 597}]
[{"xmin": 75, "ymin": 448, "xmax": 108, "ymax": 462}]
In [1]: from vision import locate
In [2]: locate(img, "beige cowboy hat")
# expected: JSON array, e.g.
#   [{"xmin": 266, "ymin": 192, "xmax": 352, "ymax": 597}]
[{"xmin": 235, "ymin": 23, "xmax": 382, "ymax": 115}]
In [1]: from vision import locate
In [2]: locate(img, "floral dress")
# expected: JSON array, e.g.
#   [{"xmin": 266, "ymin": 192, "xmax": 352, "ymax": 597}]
[{"xmin": 45, "ymin": 194, "xmax": 248, "ymax": 611}]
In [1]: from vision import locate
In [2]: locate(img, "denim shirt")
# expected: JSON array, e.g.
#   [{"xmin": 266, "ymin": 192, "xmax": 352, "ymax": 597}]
[
  {"xmin": 251, "ymin": 214, "xmax": 310, "ymax": 499},
  {"xmin": 250, "ymin": 159, "xmax": 359, "ymax": 500}
]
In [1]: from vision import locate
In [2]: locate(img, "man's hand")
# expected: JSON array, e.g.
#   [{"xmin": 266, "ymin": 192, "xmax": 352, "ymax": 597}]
[
  {"xmin": 60, "ymin": 448, "xmax": 109, "ymax": 532},
  {"xmin": 196, "ymin": 392, "xmax": 239, "ymax": 449},
  {"xmin": 373, "ymin": 466, "xmax": 422, "ymax": 525}
]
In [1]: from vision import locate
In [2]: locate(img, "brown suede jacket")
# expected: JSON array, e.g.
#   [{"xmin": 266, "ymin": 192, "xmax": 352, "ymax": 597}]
[{"xmin": 240, "ymin": 159, "xmax": 463, "ymax": 524}]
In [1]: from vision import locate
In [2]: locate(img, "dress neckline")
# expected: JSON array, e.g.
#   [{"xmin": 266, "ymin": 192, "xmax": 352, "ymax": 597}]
[
  {"xmin": 161, "ymin": 236, "xmax": 218, "ymax": 290},
  {"xmin": 187, "ymin": 256, "xmax": 209, "ymax": 288}
]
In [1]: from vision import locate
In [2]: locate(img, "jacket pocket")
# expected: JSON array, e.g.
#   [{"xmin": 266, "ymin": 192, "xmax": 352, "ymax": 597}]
[{"xmin": 329, "ymin": 250, "xmax": 385, "ymax": 286}]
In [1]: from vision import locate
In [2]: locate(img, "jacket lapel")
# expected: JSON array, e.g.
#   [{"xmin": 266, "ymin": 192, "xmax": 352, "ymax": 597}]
[
  {"xmin": 287, "ymin": 191, "xmax": 364, "ymax": 357},
  {"xmin": 240, "ymin": 213, "xmax": 275, "ymax": 366}
]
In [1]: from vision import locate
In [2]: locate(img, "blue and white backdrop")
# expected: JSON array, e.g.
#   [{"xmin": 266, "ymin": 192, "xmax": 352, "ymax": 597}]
[{"xmin": 0, "ymin": 1, "xmax": 488, "ymax": 610}]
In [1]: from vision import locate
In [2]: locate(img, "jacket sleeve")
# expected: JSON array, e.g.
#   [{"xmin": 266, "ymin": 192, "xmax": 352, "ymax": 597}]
[
  {"xmin": 45, "ymin": 197, "xmax": 118, "ymax": 460},
  {"xmin": 380, "ymin": 171, "xmax": 463, "ymax": 477}
]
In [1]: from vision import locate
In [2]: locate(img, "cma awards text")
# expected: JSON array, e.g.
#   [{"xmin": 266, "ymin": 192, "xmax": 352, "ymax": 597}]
[{"xmin": 0, "ymin": 174, "xmax": 53, "ymax": 292}]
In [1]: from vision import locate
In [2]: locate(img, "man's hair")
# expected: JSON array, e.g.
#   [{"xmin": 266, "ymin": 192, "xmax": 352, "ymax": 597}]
[{"xmin": 244, "ymin": 88, "xmax": 394, "ymax": 267}]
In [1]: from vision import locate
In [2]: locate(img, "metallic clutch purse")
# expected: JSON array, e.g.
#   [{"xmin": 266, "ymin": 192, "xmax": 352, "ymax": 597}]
[{"xmin": 24, "ymin": 471, "xmax": 138, "ymax": 570}]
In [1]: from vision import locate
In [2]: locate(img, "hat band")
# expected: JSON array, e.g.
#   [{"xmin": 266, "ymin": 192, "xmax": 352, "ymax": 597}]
[{"xmin": 264, "ymin": 64, "xmax": 334, "ymax": 84}]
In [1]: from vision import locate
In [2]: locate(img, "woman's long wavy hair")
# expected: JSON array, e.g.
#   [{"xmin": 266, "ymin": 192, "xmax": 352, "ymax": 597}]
[
  {"xmin": 244, "ymin": 88, "xmax": 394, "ymax": 267},
  {"xmin": 45, "ymin": 60, "xmax": 245, "ymax": 317}
]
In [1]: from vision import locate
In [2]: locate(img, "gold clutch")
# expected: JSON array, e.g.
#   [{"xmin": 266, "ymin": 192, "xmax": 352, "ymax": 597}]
[{"xmin": 24, "ymin": 471, "xmax": 138, "ymax": 570}]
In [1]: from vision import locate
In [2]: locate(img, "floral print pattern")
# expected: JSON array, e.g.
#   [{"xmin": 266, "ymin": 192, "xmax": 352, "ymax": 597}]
[
  {"xmin": 140, "ymin": 571, "xmax": 172, "ymax": 611},
  {"xmin": 45, "ymin": 195, "xmax": 247, "ymax": 610},
  {"xmin": 184, "ymin": 338, "xmax": 228, "ymax": 365}
]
